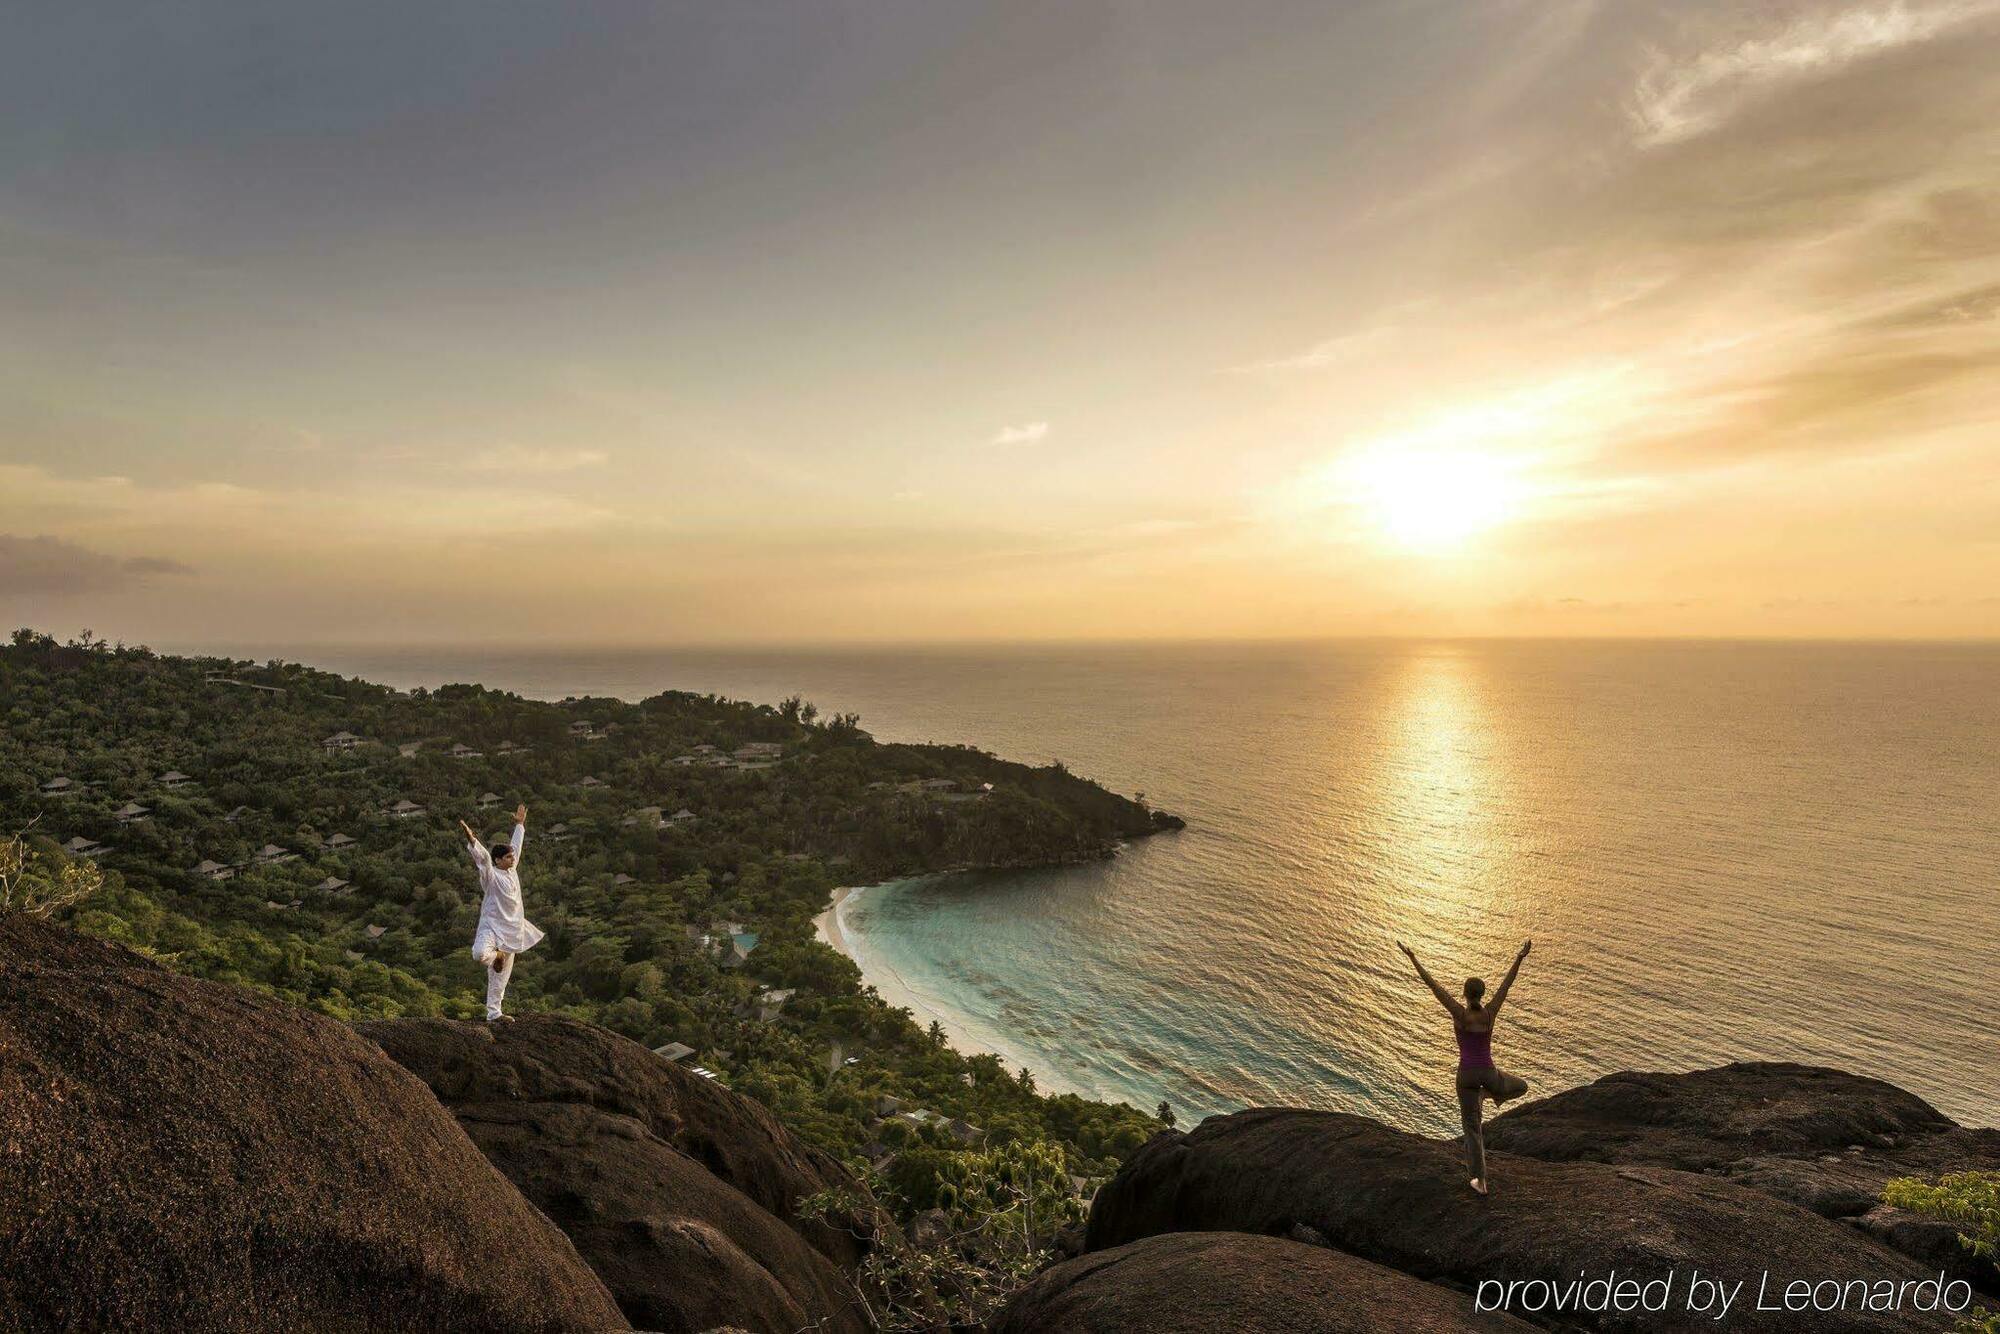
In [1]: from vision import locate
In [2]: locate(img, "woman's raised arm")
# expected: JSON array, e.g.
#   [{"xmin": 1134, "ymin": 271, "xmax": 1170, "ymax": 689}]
[
  {"xmin": 1398, "ymin": 941, "xmax": 1466, "ymax": 1021},
  {"xmin": 1488, "ymin": 940, "xmax": 1532, "ymax": 1015}
]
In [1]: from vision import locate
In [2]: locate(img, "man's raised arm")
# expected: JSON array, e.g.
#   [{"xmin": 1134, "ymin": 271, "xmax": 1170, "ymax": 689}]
[
  {"xmin": 509, "ymin": 804, "xmax": 527, "ymax": 864},
  {"xmin": 459, "ymin": 819, "xmax": 489, "ymax": 865}
]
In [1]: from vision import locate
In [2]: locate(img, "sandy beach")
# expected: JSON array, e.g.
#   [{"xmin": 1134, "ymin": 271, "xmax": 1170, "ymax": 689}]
[
  {"xmin": 815, "ymin": 881, "xmax": 1062, "ymax": 1085},
  {"xmin": 811, "ymin": 885, "xmax": 860, "ymax": 958}
]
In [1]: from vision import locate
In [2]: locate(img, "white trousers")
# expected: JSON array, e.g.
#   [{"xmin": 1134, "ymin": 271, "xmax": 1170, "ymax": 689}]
[{"xmin": 477, "ymin": 944, "xmax": 514, "ymax": 1019}]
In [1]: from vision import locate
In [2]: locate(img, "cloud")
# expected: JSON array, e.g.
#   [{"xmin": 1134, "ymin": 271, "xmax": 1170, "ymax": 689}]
[
  {"xmin": 1231, "ymin": 324, "xmax": 1408, "ymax": 376},
  {"xmin": 0, "ymin": 534, "xmax": 193, "ymax": 594},
  {"xmin": 1630, "ymin": 1, "xmax": 1998, "ymax": 146},
  {"xmin": 989, "ymin": 421, "xmax": 1050, "ymax": 446},
  {"xmin": 120, "ymin": 554, "xmax": 197, "ymax": 576},
  {"xmin": 467, "ymin": 446, "xmax": 610, "ymax": 474}
]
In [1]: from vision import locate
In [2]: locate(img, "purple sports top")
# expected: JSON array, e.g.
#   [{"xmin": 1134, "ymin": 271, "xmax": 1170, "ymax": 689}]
[{"xmin": 1455, "ymin": 1023, "xmax": 1494, "ymax": 1071}]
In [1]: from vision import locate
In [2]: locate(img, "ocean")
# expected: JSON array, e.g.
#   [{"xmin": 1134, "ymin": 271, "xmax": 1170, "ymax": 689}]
[{"xmin": 222, "ymin": 639, "xmax": 2000, "ymax": 1132}]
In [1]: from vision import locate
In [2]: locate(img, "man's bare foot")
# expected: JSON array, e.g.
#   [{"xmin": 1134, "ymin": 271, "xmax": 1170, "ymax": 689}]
[
  {"xmin": 485, "ymin": 1013, "xmax": 515, "ymax": 1022},
  {"xmin": 1469, "ymin": 1177, "xmax": 1488, "ymax": 1195},
  {"xmin": 490, "ymin": 953, "xmax": 509, "ymax": 972}
]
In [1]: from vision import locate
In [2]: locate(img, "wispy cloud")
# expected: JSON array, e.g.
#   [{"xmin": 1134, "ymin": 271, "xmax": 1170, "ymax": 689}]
[
  {"xmin": 989, "ymin": 421, "xmax": 1050, "ymax": 446},
  {"xmin": 1630, "ymin": 1, "xmax": 1998, "ymax": 146},
  {"xmin": 467, "ymin": 446, "xmax": 609, "ymax": 474},
  {"xmin": 0, "ymin": 534, "xmax": 193, "ymax": 594}
]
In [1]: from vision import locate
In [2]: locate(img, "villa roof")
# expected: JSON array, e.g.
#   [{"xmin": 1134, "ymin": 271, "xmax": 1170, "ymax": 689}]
[
  {"xmin": 389, "ymin": 799, "xmax": 425, "ymax": 812},
  {"xmin": 651, "ymin": 1042, "xmax": 697, "ymax": 1063},
  {"xmin": 315, "ymin": 876, "xmax": 350, "ymax": 891},
  {"xmin": 114, "ymin": 802, "xmax": 151, "ymax": 818}
]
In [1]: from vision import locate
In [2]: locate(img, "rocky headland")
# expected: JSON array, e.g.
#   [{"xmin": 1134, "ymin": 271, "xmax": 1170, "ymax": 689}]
[{"xmin": 4, "ymin": 916, "xmax": 1993, "ymax": 1333}]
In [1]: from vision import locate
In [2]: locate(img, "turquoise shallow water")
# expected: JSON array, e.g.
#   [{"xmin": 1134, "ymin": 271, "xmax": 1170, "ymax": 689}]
[{"xmin": 218, "ymin": 639, "xmax": 2000, "ymax": 1132}]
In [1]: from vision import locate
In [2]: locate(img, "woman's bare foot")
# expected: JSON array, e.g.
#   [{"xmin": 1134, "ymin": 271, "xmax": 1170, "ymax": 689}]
[{"xmin": 1469, "ymin": 1177, "xmax": 1488, "ymax": 1195}]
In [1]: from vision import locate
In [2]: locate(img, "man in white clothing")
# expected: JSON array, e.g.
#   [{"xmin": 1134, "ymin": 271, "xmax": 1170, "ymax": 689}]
[{"xmin": 460, "ymin": 803, "xmax": 544, "ymax": 1021}]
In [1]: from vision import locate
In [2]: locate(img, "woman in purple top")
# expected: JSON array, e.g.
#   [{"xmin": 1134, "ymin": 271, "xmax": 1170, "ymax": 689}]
[{"xmin": 1397, "ymin": 938, "xmax": 1533, "ymax": 1195}]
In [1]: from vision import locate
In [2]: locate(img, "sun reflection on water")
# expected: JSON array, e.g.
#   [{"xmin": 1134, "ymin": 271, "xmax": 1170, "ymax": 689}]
[{"xmin": 1381, "ymin": 646, "xmax": 1506, "ymax": 934}]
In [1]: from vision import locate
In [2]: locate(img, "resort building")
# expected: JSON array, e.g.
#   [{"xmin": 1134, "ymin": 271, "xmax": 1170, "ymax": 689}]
[
  {"xmin": 157, "ymin": 770, "xmax": 194, "ymax": 789},
  {"xmin": 322, "ymin": 731, "xmax": 365, "ymax": 750},
  {"xmin": 62, "ymin": 836, "xmax": 109, "ymax": 858},
  {"xmin": 114, "ymin": 802, "xmax": 152, "ymax": 825},
  {"xmin": 326, "ymin": 832, "xmax": 357, "ymax": 850},
  {"xmin": 253, "ymin": 844, "xmax": 295, "ymax": 865},
  {"xmin": 577, "ymin": 775, "xmax": 606, "ymax": 789},
  {"xmin": 388, "ymin": 799, "xmax": 426, "ymax": 819},
  {"xmin": 364, "ymin": 924, "xmax": 387, "ymax": 940},
  {"xmin": 208, "ymin": 675, "xmax": 288, "ymax": 695},
  {"xmin": 669, "ymin": 808, "xmax": 697, "ymax": 825},
  {"xmin": 193, "ymin": 859, "xmax": 234, "ymax": 880},
  {"xmin": 651, "ymin": 1042, "xmax": 697, "ymax": 1064},
  {"xmin": 612, "ymin": 873, "xmax": 636, "ymax": 887},
  {"xmin": 722, "ymin": 931, "xmax": 760, "ymax": 968},
  {"xmin": 545, "ymin": 822, "xmax": 576, "ymax": 842},
  {"xmin": 314, "ymin": 876, "xmax": 351, "ymax": 894},
  {"xmin": 39, "ymin": 777, "xmax": 77, "ymax": 798},
  {"xmin": 753, "ymin": 988, "xmax": 795, "ymax": 1022},
  {"xmin": 477, "ymin": 792, "xmax": 501, "ymax": 808},
  {"xmin": 449, "ymin": 742, "xmax": 482, "ymax": 759}
]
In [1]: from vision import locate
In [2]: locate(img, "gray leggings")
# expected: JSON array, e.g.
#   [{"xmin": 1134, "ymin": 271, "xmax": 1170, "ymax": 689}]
[{"xmin": 1456, "ymin": 1065, "xmax": 1529, "ymax": 1182}]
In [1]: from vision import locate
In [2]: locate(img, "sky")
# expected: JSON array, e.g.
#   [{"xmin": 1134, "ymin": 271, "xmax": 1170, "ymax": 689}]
[{"xmin": 3, "ymin": 0, "xmax": 1998, "ymax": 646}]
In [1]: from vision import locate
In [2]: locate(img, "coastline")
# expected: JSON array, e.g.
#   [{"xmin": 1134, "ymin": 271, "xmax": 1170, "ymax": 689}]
[{"xmin": 814, "ymin": 879, "xmax": 1067, "ymax": 1089}]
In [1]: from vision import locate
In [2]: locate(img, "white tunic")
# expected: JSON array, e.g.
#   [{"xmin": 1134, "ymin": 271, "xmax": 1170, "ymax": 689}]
[{"xmin": 469, "ymin": 823, "xmax": 544, "ymax": 957}]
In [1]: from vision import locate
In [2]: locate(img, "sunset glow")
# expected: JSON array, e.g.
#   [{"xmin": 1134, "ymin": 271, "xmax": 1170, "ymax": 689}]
[
  {"xmin": 1341, "ymin": 447, "xmax": 1531, "ymax": 552},
  {"xmin": 4, "ymin": 2, "xmax": 1998, "ymax": 644}
]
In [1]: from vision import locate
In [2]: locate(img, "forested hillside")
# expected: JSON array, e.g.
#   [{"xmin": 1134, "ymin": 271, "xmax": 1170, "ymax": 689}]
[{"xmin": 0, "ymin": 628, "xmax": 1176, "ymax": 1200}]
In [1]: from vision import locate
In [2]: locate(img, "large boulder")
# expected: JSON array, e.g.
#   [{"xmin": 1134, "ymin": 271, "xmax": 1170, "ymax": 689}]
[
  {"xmin": 361, "ymin": 1016, "xmax": 871, "ymax": 1334},
  {"xmin": 1088, "ymin": 1108, "xmax": 1959, "ymax": 1332},
  {"xmin": 1486, "ymin": 1064, "xmax": 2000, "ymax": 1290},
  {"xmin": 992, "ymin": 1231, "xmax": 1538, "ymax": 1334},
  {"xmin": 0, "ymin": 917, "xmax": 627, "ymax": 1333}
]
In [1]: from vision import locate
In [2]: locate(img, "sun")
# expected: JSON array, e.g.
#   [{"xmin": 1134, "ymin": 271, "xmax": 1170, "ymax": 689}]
[{"xmin": 1342, "ymin": 444, "xmax": 1527, "ymax": 551}]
